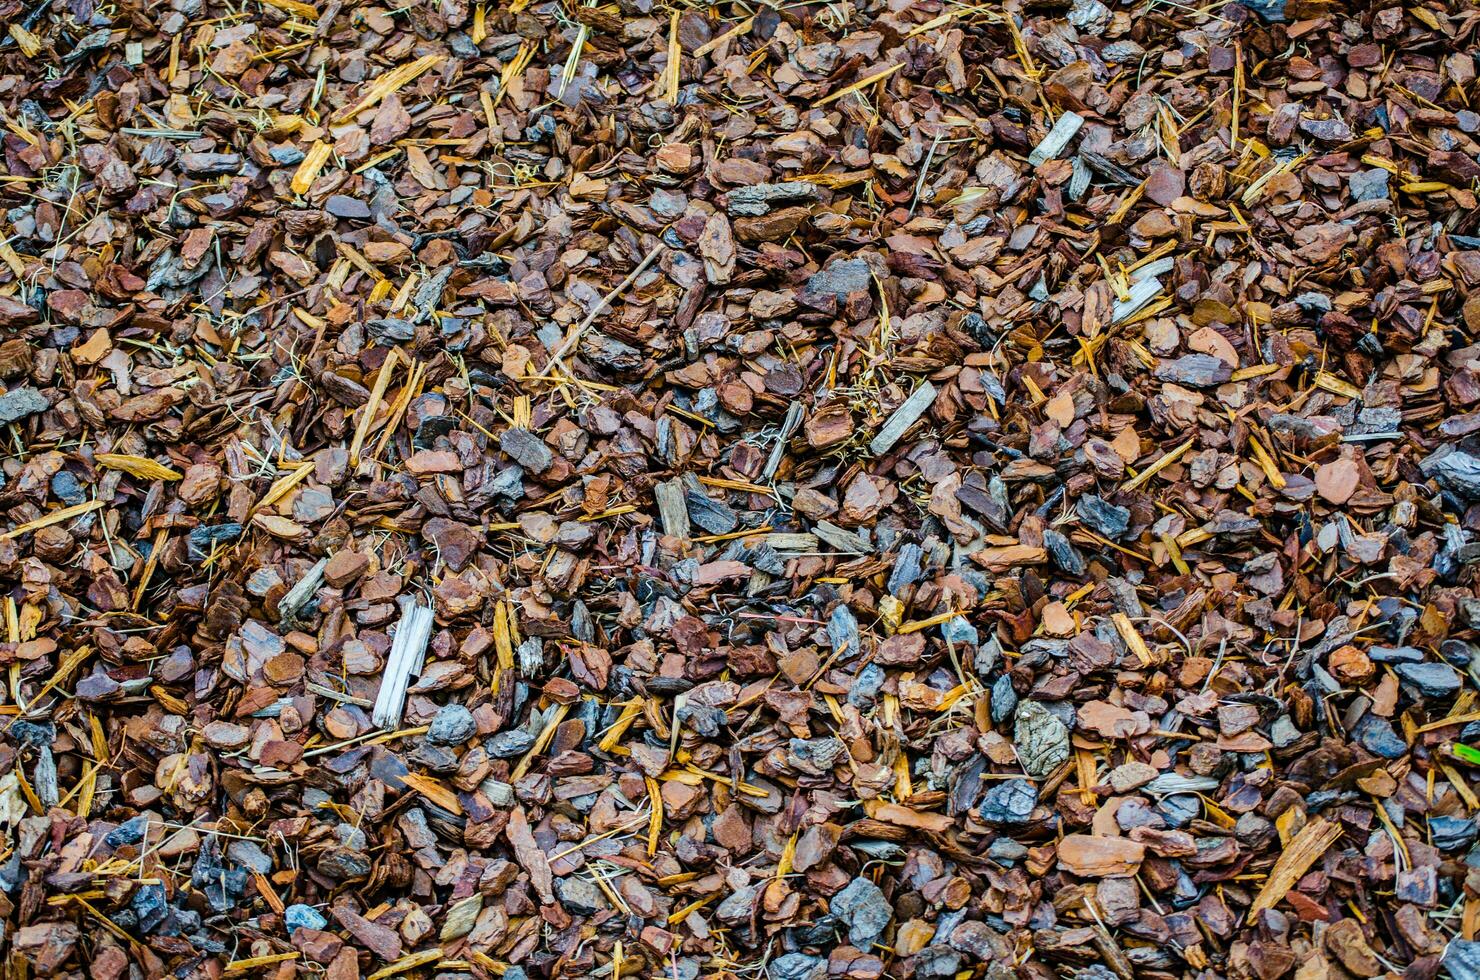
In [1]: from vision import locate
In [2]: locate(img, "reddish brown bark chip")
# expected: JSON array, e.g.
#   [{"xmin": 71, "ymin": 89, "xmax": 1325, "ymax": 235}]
[{"xmin": 1056, "ymin": 835, "xmax": 1146, "ymax": 878}]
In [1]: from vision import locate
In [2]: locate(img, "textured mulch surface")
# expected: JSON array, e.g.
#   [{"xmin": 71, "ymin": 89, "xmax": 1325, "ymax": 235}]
[{"xmin": 4, "ymin": 0, "xmax": 1480, "ymax": 977}]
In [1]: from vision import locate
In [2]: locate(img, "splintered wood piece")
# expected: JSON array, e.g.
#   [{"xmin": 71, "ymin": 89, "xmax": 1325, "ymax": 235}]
[
  {"xmin": 370, "ymin": 359, "xmax": 426, "ymax": 462},
  {"xmin": 0, "ymin": 499, "xmax": 105, "ymax": 541},
  {"xmin": 372, "ymin": 598, "xmax": 435, "ymax": 729},
  {"xmin": 764, "ymin": 402, "xmax": 804, "ymax": 480},
  {"xmin": 655, "ymin": 478, "xmax": 689, "ymax": 538},
  {"xmin": 21, "ymin": 645, "xmax": 91, "ymax": 713},
  {"xmin": 366, "ymin": 949, "xmax": 446, "ymax": 980},
  {"xmin": 664, "ymin": 10, "xmax": 681, "ymax": 103},
  {"xmin": 224, "ymin": 952, "xmax": 301, "ymax": 975},
  {"xmin": 1110, "ymin": 276, "xmax": 1164, "ymax": 323},
  {"xmin": 277, "ymin": 557, "xmax": 328, "ymax": 622},
  {"xmin": 1121, "ymin": 438, "xmax": 1195, "ymax": 492},
  {"xmin": 257, "ymin": 0, "xmax": 317, "ymax": 17},
  {"xmin": 349, "ymin": 347, "xmax": 402, "ymax": 466},
  {"xmin": 1110, "ymin": 613, "xmax": 1152, "ymax": 667},
  {"xmin": 252, "ymin": 461, "xmax": 315, "ymax": 515},
  {"xmin": 95, "ymin": 453, "xmax": 182, "ymax": 481},
  {"xmin": 400, "ymin": 773, "xmax": 462, "ymax": 814},
  {"xmin": 693, "ymin": 16, "xmax": 754, "ymax": 57},
  {"xmin": 1246, "ymin": 817, "xmax": 1343, "ymax": 922},
  {"xmin": 813, "ymin": 520, "xmax": 871, "ymax": 554},
  {"xmin": 1029, "ymin": 111, "xmax": 1084, "ymax": 166},
  {"xmin": 290, "ymin": 140, "xmax": 332, "ymax": 196},
  {"xmin": 8, "ymin": 24, "xmax": 42, "ymax": 57},
  {"xmin": 334, "ymin": 55, "xmax": 445, "ymax": 123},
  {"xmin": 869, "ymin": 381, "xmax": 938, "ymax": 455},
  {"xmin": 131, "ymin": 528, "xmax": 169, "ymax": 610}
]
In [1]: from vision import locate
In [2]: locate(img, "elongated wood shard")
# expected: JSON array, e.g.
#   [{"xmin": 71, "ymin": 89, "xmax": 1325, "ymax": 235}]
[
  {"xmin": 655, "ymin": 477, "xmax": 689, "ymax": 538},
  {"xmin": 333, "ymin": 54, "xmax": 444, "ymax": 123},
  {"xmin": 1246, "ymin": 817, "xmax": 1343, "ymax": 922},
  {"xmin": 1120, "ymin": 437, "xmax": 1195, "ymax": 492},
  {"xmin": 1029, "ymin": 111, "xmax": 1084, "ymax": 166},
  {"xmin": 1110, "ymin": 276, "xmax": 1165, "ymax": 323},
  {"xmin": 372, "ymin": 597, "xmax": 435, "ymax": 729},
  {"xmin": 870, "ymin": 382, "xmax": 937, "ymax": 455},
  {"xmin": 0, "ymin": 499, "xmax": 105, "ymax": 541},
  {"xmin": 290, "ymin": 140, "xmax": 332, "ymax": 196},
  {"xmin": 764, "ymin": 402, "xmax": 804, "ymax": 479},
  {"xmin": 94, "ymin": 453, "xmax": 182, "ymax": 481},
  {"xmin": 277, "ymin": 557, "xmax": 327, "ymax": 623}
]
